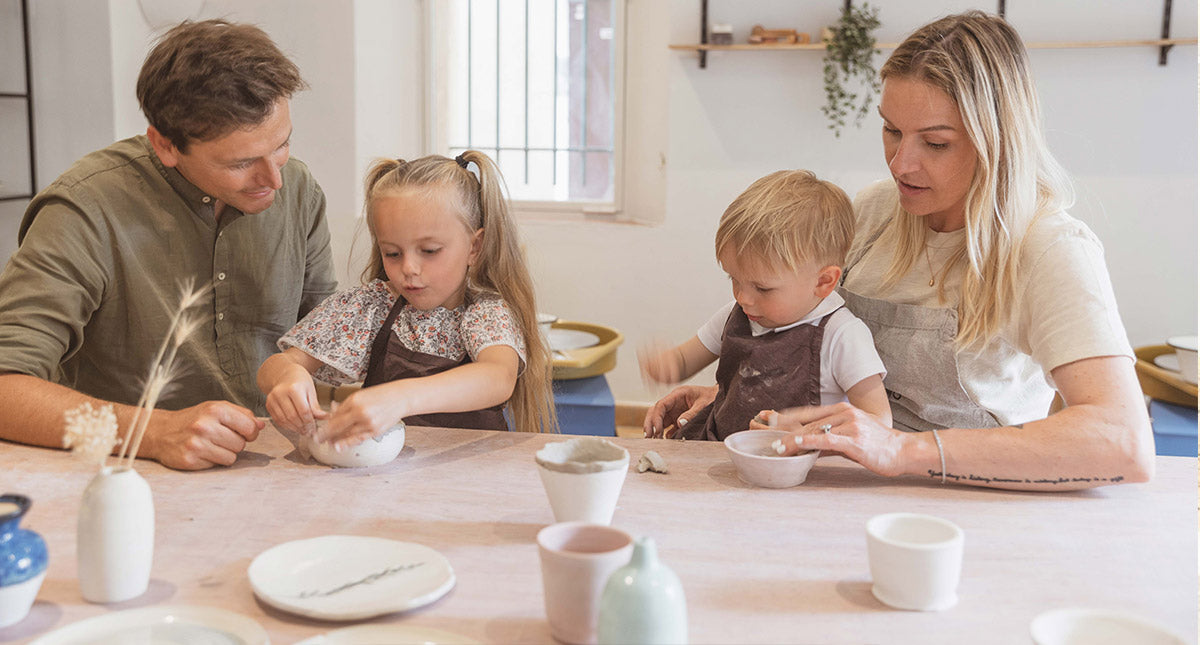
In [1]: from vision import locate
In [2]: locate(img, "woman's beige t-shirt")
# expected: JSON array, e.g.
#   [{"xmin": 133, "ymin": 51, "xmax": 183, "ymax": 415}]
[{"xmin": 843, "ymin": 180, "xmax": 1133, "ymax": 426}]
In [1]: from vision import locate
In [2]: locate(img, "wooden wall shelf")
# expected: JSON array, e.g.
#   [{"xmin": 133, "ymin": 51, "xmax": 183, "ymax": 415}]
[{"xmin": 670, "ymin": 38, "xmax": 1197, "ymax": 53}]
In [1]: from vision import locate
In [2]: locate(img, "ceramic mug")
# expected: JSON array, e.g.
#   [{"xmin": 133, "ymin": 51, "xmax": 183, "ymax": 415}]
[
  {"xmin": 537, "ymin": 522, "xmax": 634, "ymax": 645},
  {"xmin": 866, "ymin": 512, "xmax": 963, "ymax": 611}
]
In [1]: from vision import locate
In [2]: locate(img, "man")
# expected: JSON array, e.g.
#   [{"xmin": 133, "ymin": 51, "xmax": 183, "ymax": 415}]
[{"xmin": 0, "ymin": 20, "xmax": 337, "ymax": 469}]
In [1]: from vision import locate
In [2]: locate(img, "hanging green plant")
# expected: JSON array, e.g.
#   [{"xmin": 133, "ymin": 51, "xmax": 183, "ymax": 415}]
[{"xmin": 822, "ymin": 2, "xmax": 882, "ymax": 137}]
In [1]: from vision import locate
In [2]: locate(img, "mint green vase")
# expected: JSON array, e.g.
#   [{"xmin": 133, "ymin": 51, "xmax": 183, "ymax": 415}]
[{"xmin": 597, "ymin": 537, "xmax": 687, "ymax": 644}]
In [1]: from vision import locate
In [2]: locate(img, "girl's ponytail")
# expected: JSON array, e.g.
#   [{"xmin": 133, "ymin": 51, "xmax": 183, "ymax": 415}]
[
  {"xmin": 359, "ymin": 158, "xmax": 406, "ymax": 284},
  {"xmin": 458, "ymin": 150, "xmax": 557, "ymax": 434}
]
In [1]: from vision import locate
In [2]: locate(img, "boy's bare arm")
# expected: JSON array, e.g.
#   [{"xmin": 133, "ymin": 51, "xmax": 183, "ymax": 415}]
[
  {"xmin": 639, "ymin": 336, "xmax": 717, "ymax": 385},
  {"xmin": 844, "ymin": 373, "xmax": 892, "ymax": 426}
]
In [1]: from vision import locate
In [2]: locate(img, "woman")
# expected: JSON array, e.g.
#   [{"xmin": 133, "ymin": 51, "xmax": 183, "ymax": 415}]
[{"xmin": 645, "ymin": 11, "xmax": 1154, "ymax": 491}]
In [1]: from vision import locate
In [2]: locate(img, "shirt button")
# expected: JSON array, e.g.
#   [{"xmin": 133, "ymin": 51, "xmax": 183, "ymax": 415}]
[
  {"xmin": 202, "ymin": 196, "xmax": 211, "ymax": 204},
  {"xmin": 218, "ymin": 272, "xmax": 226, "ymax": 280},
  {"xmin": 217, "ymin": 313, "xmax": 224, "ymax": 321}
]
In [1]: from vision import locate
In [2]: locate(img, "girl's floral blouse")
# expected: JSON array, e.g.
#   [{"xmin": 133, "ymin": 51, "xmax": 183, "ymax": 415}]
[{"xmin": 278, "ymin": 279, "xmax": 526, "ymax": 385}]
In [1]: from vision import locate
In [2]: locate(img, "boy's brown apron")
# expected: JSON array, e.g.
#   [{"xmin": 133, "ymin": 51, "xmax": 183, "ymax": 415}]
[
  {"xmin": 684, "ymin": 306, "xmax": 833, "ymax": 442},
  {"xmin": 362, "ymin": 297, "xmax": 508, "ymax": 431}
]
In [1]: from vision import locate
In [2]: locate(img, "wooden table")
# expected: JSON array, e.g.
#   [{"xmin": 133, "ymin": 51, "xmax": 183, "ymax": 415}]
[{"xmin": 1, "ymin": 425, "xmax": 1196, "ymax": 644}]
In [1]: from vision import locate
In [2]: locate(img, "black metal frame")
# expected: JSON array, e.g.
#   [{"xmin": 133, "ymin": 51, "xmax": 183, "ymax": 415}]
[{"xmin": 1, "ymin": 0, "xmax": 35, "ymax": 202}]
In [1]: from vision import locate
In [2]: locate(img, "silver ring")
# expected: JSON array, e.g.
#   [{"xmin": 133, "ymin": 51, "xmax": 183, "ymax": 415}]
[{"xmin": 819, "ymin": 423, "xmax": 832, "ymax": 434}]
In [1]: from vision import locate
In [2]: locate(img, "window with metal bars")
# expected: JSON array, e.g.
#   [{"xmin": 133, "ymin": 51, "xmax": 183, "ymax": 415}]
[{"xmin": 428, "ymin": 0, "xmax": 624, "ymax": 214}]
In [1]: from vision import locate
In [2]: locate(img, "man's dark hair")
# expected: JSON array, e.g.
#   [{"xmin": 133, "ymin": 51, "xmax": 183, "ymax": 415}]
[{"xmin": 136, "ymin": 19, "xmax": 306, "ymax": 151}]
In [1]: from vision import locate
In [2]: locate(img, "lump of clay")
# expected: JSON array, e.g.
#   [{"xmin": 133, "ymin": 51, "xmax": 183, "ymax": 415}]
[{"xmin": 636, "ymin": 450, "xmax": 668, "ymax": 474}]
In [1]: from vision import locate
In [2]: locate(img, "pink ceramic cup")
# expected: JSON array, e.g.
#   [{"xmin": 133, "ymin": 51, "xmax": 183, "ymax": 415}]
[{"xmin": 537, "ymin": 522, "xmax": 634, "ymax": 645}]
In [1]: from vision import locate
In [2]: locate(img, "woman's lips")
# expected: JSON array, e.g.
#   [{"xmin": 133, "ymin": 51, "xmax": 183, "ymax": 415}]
[{"xmin": 895, "ymin": 178, "xmax": 929, "ymax": 197}]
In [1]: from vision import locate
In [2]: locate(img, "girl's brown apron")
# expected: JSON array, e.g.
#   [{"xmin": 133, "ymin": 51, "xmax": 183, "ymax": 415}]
[{"xmin": 362, "ymin": 297, "xmax": 508, "ymax": 431}]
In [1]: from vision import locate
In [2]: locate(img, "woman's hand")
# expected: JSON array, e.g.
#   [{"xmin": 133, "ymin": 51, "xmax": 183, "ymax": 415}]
[
  {"xmin": 643, "ymin": 384, "xmax": 717, "ymax": 438},
  {"xmin": 765, "ymin": 402, "xmax": 916, "ymax": 478}
]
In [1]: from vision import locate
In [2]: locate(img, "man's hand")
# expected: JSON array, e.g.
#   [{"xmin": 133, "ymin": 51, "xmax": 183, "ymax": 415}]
[{"xmin": 138, "ymin": 401, "xmax": 264, "ymax": 470}]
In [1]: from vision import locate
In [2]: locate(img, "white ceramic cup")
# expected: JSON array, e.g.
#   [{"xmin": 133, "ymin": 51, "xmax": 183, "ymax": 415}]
[
  {"xmin": 536, "ymin": 438, "xmax": 629, "ymax": 525},
  {"xmin": 537, "ymin": 522, "xmax": 634, "ymax": 645},
  {"xmin": 866, "ymin": 512, "xmax": 963, "ymax": 611}
]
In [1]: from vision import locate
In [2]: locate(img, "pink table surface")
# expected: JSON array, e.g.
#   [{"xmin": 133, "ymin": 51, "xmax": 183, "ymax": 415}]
[{"xmin": 1, "ymin": 424, "xmax": 1196, "ymax": 644}]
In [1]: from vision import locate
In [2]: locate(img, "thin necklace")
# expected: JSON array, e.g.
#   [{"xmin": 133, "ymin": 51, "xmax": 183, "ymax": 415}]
[{"xmin": 923, "ymin": 245, "xmax": 945, "ymax": 287}]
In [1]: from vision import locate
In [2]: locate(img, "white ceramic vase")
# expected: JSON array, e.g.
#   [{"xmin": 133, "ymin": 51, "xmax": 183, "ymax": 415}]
[
  {"xmin": 597, "ymin": 537, "xmax": 687, "ymax": 644},
  {"xmin": 77, "ymin": 466, "xmax": 154, "ymax": 603}
]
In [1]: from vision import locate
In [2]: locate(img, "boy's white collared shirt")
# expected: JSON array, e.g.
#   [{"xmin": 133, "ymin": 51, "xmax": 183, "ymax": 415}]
[{"xmin": 696, "ymin": 291, "xmax": 885, "ymax": 404}]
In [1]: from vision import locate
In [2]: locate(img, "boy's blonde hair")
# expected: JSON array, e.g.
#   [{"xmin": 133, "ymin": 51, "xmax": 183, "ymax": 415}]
[
  {"xmin": 715, "ymin": 169, "xmax": 855, "ymax": 272},
  {"xmin": 360, "ymin": 151, "xmax": 557, "ymax": 434}
]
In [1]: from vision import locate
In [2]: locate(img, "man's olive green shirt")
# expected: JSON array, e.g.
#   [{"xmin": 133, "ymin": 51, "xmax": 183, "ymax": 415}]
[{"xmin": 0, "ymin": 135, "xmax": 337, "ymax": 414}]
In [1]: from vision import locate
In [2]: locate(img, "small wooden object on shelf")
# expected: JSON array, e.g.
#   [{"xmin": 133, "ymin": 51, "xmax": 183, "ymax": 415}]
[{"xmin": 748, "ymin": 25, "xmax": 810, "ymax": 45}]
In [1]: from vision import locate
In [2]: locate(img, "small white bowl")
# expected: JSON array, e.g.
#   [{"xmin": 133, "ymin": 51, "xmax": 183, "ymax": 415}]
[
  {"xmin": 303, "ymin": 423, "xmax": 405, "ymax": 468},
  {"xmin": 1166, "ymin": 335, "xmax": 1197, "ymax": 385},
  {"xmin": 1030, "ymin": 607, "xmax": 1187, "ymax": 645},
  {"xmin": 723, "ymin": 429, "xmax": 818, "ymax": 488}
]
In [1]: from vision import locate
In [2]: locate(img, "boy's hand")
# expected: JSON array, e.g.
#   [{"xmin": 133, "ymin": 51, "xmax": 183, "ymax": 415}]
[
  {"xmin": 264, "ymin": 363, "xmax": 327, "ymax": 436},
  {"xmin": 637, "ymin": 340, "xmax": 683, "ymax": 386}
]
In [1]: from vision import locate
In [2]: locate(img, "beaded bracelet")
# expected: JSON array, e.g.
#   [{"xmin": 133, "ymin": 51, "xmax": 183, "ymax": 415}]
[{"xmin": 931, "ymin": 428, "xmax": 946, "ymax": 484}]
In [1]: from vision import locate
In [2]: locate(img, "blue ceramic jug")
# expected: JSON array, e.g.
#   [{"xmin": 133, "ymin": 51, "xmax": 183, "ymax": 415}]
[{"xmin": 0, "ymin": 494, "xmax": 48, "ymax": 627}]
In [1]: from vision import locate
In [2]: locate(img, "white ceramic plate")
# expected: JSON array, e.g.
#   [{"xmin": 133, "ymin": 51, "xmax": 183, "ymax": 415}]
[
  {"xmin": 1154, "ymin": 353, "xmax": 1181, "ymax": 373},
  {"xmin": 248, "ymin": 536, "xmax": 455, "ymax": 621},
  {"xmin": 1030, "ymin": 607, "xmax": 1187, "ymax": 644},
  {"xmin": 30, "ymin": 605, "xmax": 267, "ymax": 645},
  {"xmin": 295, "ymin": 624, "xmax": 481, "ymax": 645},
  {"xmin": 549, "ymin": 328, "xmax": 600, "ymax": 351},
  {"xmin": 1166, "ymin": 335, "xmax": 1197, "ymax": 352}
]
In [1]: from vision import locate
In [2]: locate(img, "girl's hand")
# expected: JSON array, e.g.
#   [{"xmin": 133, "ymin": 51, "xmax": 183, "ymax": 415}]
[
  {"xmin": 765, "ymin": 402, "xmax": 912, "ymax": 477},
  {"xmin": 318, "ymin": 386, "xmax": 404, "ymax": 448},
  {"xmin": 264, "ymin": 363, "xmax": 328, "ymax": 436},
  {"xmin": 643, "ymin": 384, "xmax": 717, "ymax": 438}
]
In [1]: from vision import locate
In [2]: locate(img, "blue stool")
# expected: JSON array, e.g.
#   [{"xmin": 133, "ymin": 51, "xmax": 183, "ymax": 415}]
[
  {"xmin": 1149, "ymin": 399, "xmax": 1197, "ymax": 457},
  {"xmin": 553, "ymin": 375, "xmax": 616, "ymax": 436}
]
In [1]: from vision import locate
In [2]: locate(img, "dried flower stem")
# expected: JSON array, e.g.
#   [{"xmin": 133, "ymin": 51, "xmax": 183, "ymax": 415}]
[{"xmin": 114, "ymin": 281, "xmax": 210, "ymax": 469}]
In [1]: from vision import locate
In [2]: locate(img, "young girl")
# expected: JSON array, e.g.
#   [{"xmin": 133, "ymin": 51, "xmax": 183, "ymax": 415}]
[{"xmin": 257, "ymin": 151, "xmax": 556, "ymax": 445}]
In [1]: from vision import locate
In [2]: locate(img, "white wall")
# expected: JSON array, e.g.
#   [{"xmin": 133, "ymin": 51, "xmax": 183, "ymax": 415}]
[{"xmin": 10, "ymin": 0, "xmax": 1197, "ymax": 409}]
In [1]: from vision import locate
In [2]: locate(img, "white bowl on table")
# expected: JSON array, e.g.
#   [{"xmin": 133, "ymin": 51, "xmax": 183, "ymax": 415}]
[
  {"xmin": 302, "ymin": 422, "xmax": 405, "ymax": 468},
  {"xmin": 723, "ymin": 429, "xmax": 818, "ymax": 488},
  {"xmin": 1030, "ymin": 607, "xmax": 1187, "ymax": 644},
  {"xmin": 1166, "ymin": 335, "xmax": 1197, "ymax": 384}
]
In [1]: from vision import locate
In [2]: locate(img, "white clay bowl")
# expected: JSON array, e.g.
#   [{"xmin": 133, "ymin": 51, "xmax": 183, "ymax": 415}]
[
  {"xmin": 724, "ymin": 429, "xmax": 818, "ymax": 488},
  {"xmin": 1166, "ymin": 335, "xmax": 1198, "ymax": 385},
  {"xmin": 303, "ymin": 423, "xmax": 405, "ymax": 468}
]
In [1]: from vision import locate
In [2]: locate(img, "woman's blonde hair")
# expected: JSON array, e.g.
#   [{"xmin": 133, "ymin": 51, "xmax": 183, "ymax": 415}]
[
  {"xmin": 876, "ymin": 11, "xmax": 1073, "ymax": 349},
  {"xmin": 715, "ymin": 169, "xmax": 855, "ymax": 272},
  {"xmin": 360, "ymin": 151, "xmax": 557, "ymax": 433}
]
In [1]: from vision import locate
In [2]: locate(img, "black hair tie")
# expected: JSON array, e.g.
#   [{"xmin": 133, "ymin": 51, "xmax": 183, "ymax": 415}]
[{"xmin": 454, "ymin": 154, "xmax": 469, "ymax": 169}]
